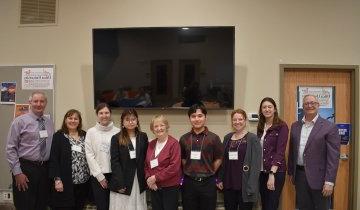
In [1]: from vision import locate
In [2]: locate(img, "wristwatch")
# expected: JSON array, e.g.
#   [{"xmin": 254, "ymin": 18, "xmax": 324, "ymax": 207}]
[{"xmin": 269, "ymin": 171, "xmax": 276, "ymax": 175}]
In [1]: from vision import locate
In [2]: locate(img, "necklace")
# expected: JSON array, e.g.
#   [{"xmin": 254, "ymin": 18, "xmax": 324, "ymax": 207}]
[
  {"xmin": 265, "ymin": 122, "xmax": 272, "ymax": 129},
  {"xmin": 69, "ymin": 132, "xmax": 79, "ymax": 140},
  {"xmin": 232, "ymin": 131, "xmax": 247, "ymax": 140}
]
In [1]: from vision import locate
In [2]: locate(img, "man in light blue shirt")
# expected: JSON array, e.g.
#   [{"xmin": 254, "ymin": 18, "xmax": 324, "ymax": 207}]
[{"xmin": 6, "ymin": 91, "xmax": 54, "ymax": 210}]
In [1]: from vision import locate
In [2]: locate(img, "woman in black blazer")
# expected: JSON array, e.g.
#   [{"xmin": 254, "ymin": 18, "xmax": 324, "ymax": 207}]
[
  {"xmin": 49, "ymin": 109, "xmax": 90, "ymax": 210},
  {"xmin": 109, "ymin": 108, "xmax": 148, "ymax": 210}
]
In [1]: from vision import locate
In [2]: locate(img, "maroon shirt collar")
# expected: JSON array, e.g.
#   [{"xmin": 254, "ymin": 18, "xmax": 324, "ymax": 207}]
[{"xmin": 190, "ymin": 126, "xmax": 209, "ymax": 136}]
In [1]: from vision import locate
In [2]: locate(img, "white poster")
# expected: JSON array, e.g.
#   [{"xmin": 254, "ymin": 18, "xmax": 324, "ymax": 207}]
[
  {"xmin": 297, "ymin": 86, "xmax": 334, "ymax": 108},
  {"xmin": 22, "ymin": 67, "xmax": 54, "ymax": 90},
  {"xmin": 297, "ymin": 86, "xmax": 335, "ymax": 122}
]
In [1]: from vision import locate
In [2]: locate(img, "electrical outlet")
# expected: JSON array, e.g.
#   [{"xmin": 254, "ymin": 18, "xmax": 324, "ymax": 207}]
[
  {"xmin": 0, "ymin": 190, "xmax": 13, "ymax": 203},
  {"xmin": 3, "ymin": 192, "xmax": 12, "ymax": 201}
]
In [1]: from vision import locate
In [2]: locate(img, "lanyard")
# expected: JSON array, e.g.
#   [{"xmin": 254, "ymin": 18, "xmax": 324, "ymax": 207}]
[
  {"xmin": 228, "ymin": 139, "xmax": 242, "ymax": 152},
  {"xmin": 127, "ymin": 137, "xmax": 136, "ymax": 151}
]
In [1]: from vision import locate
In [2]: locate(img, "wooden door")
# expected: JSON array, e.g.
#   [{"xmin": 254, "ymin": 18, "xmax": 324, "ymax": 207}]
[
  {"xmin": 178, "ymin": 59, "xmax": 201, "ymax": 95},
  {"xmin": 281, "ymin": 68, "xmax": 352, "ymax": 210},
  {"xmin": 151, "ymin": 60, "xmax": 173, "ymax": 106}
]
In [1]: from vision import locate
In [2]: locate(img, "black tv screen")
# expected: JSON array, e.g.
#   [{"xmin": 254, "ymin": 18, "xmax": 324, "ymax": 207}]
[{"xmin": 93, "ymin": 26, "xmax": 234, "ymax": 109}]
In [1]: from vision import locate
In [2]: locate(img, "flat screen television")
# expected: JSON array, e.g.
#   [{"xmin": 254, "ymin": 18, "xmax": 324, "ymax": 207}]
[{"xmin": 93, "ymin": 26, "xmax": 235, "ymax": 109}]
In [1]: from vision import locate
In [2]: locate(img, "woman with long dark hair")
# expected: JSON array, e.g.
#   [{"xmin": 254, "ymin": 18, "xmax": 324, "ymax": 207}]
[
  {"xmin": 49, "ymin": 109, "xmax": 90, "ymax": 210},
  {"xmin": 257, "ymin": 97, "xmax": 289, "ymax": 210},
  {"xmin": 109, "ymin": 108, "xmax": 148, "ymax": 210}
]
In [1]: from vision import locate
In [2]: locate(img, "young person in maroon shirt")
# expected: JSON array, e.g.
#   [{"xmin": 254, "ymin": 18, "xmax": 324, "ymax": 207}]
[
  {"xmin": 144, "ymin": 115, "xmax": 181, "ymax": 210},
  {"xmin": 180, "ymin": 104, "xmax": 224, "ymax": 210}
]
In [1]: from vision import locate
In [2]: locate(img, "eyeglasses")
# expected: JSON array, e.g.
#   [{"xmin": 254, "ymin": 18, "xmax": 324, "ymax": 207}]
[
  {"xmin": 124, "ymin": 117, "xmax": 137, "ymax": 123},
  {"xmin": 303, "ymin": 101, "xmax": 319, "ymax": 107}
]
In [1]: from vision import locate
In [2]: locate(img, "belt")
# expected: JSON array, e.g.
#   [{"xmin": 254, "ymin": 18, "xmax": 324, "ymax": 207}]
[
  {"xmin": 186, "ymin": 175, "xmax": 213, "ymax": 182},
  {"xmin": 296, "ymin": 165, "xmax": 305, "ymax": 171},
  {"xmin": 19, "ymin": 158, "xmax": 47, "ymax": 166}
]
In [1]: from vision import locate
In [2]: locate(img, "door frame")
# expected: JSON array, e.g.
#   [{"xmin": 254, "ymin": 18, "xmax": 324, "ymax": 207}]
[{"xmin": 279, "ymin": 64, "xmax": 359, "ymax": 210}]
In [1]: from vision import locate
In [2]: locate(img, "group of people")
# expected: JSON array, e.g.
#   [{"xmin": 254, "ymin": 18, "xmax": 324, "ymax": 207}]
[{"xmin": 5, "ymin": 91, "xmax": 341, "ymax": 210}]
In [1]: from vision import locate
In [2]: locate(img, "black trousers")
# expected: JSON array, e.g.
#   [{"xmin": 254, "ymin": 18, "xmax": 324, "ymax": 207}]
[
  {"xmin": 51, "ymin": 182, "xmax": 89, "ymax": 210},
  {"xmin": 150, "ymin": 186, "xmax": 179, "ymax": 210},
  {"xmin": 182, "ymin": 176, "xmax": 217, "ymax": 210},
  {"xmin": 259, "ymin": 171, "xmax": 285, "ymax": 210},
  {"xmin": 90, "ymin": 174, "xmax": 111, "ymax": 210},
  {"xmin": 295, "ymin": 169, "xmax": 330, "ymax": 210},
  {"xmin": 223, "ymin": 189, "xmax": 253, "ymax": 210},
  {"xmin": 12, "ymin": 159, "xmax": 50, "ymax": 210}
]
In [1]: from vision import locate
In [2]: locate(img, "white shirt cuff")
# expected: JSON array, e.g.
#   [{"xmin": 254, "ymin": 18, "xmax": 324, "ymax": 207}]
[{"xmin": 324, "ymin": 181, "xmax": 334, "ymax": 186}]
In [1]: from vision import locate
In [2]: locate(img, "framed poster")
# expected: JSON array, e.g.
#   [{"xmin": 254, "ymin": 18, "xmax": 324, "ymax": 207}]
[
  {"xmin": 297, "ymin": 86, "xmax": 335, "ymax": 122},
  {"xmin": 0, "ymin": 82, "xmax": 16, "ymax": 104},
  {"xmin": 14, "ymin": 104, "xmax": 30, "ymax": 118}
]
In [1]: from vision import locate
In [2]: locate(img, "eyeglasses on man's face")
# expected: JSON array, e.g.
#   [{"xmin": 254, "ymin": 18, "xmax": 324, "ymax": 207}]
[{"xmin": 303, "ymin": 101, "xmax": 319, "ymax": 107}]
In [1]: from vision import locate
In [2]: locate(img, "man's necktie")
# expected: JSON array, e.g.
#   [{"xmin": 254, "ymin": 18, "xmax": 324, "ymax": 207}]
[{"xmin": 37, "ymin": 117, "xmax": 47, "ymax": 160}]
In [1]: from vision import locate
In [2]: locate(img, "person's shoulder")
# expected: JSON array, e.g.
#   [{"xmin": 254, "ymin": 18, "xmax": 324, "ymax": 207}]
[
  {"xmin": 290, "ymin": 120, "xmax": 301, "ymax": 128},
  {"xmin": 206, "ymin": 130, "xmax": 220, "ymax": 140},
  {"xmin": 112, "ymin": 126, "xmax": 120, "ymax": 132},
  {"xmin": 110, "ymin": 132, "xmax": 121, "ymax": 144},
  {"xmin": 246, "ymin": 132, "xmax": 259, "ymax": 142},
  {"xmin": 13, "ymin": 112, "xmax": 31, "ymax": 121},
  {"xmin": 246, "ymin": 132, "xmax": 257, "ymax": 139},
  {"xmin": 167, "ymin": 135, "xmax": 180, "ymax": 145},
  {"xmin": 53, "ymin": 130, "xmax": 65, "ymax": 139},
  {"xmin": 86, "ymin": 126, "xmax": 97, "ymax": 133},
  {"xmin": 112, "ymin": 132, "xmax": 121, "ymax": 138},
  {"xmin": 138, "ymin": 131, "xmax": 148, "ymax": 139},
  {"xmin": 148, "ymin": 139, "xmax": 157, "ymax": 146},
  {"xmin": 317, "ymin": 117, "xmax": 336, "ymax": 128},
  {"xmin": 224, "ymin": 132, "xmax": 233, "ymax": 140},
  {"xmin": 179, "ymin": 132, "xmax": 191, "ymax": 141},
  {"xmin": 273, "ymin": 121, "xmax": 288, "ymax": 130}
]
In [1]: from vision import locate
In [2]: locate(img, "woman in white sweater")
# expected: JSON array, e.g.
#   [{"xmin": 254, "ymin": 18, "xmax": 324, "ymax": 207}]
[{"xmin": 85, "ymin": 103, "xmax": 120, "ymax": 210}]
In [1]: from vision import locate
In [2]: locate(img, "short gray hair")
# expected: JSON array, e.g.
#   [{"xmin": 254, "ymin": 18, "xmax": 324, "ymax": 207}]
[
  {"xmin": 29, "ymin": 91, "xmax": 47, "ymax": 102},
  {"xmin": 302, "ymin": 94, "xmax": 318, "ymax": 103}
]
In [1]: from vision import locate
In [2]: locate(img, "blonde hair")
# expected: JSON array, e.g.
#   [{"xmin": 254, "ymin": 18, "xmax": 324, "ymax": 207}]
[{"xmin": 150, "ymin": 115, "xmax": 169, "ymax": 133}]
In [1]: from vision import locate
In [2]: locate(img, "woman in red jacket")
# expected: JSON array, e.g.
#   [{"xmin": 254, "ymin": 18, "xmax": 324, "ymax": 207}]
[{"xmin": 144, "ymin": 115, "xmax": 182, "ymax": 210}]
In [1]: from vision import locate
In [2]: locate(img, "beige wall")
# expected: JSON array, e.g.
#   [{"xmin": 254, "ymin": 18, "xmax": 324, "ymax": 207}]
[{"xmin": 1, "ymin": 0, "xmax": 359, "ymax": 208}]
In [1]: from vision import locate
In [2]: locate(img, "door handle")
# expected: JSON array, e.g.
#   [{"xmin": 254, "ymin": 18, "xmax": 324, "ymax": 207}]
[{"xmin": 340, "ymin": 154, "xmax": 349, "ymax": 160}]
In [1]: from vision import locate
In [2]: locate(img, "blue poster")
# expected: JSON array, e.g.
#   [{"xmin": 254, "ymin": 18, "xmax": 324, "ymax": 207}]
[
  {"xmin": 337, "ymin": 123, "xmax": 351, "ymax": 145},
  {"xmin": 297, "ymin": 86, "xmax": 335, "ymax": 122}
]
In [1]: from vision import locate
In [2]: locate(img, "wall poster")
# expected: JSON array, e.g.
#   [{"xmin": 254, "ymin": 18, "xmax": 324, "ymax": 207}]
[{"xmin": 297, "ymin": 86, "xmax": 335, "ymax": 122}]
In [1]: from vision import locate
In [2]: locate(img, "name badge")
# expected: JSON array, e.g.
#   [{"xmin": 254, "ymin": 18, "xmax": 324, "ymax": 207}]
[
  {"xmin": 150, "ymin": 158, "xmax": 159, "ymax": 168},
  {"xmin": 71, "ymin": 145, "xmax": 82, "ymax": 153},
  {"xmin": 228, "ymin": 151, "xmax": 238, "ymax": 160},
  {"xmin": 129, "ymin": 150, "xmax": 136, "ymax": 159},
  {"xmin": 39, "ymin": 130, "xmax": 48, "ymax": 138},
  {"xmin": 99, "ymin": 142, "xmax": 110, "ymax": 154},
  {"xmin": 190, "ymin": 151, "xmax": 201, "ymax": 160}
]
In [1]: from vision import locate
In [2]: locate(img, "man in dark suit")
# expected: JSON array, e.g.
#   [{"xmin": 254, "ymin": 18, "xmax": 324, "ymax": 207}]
[{"xmin": 288, "ymin": 94, "xmax": 340, "ymax": 210}]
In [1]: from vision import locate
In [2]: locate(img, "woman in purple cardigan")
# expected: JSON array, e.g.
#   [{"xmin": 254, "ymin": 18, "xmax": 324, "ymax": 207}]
[{"xmin": 257, "ymin": 97, "xmax": 289, "ymax": 210}]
